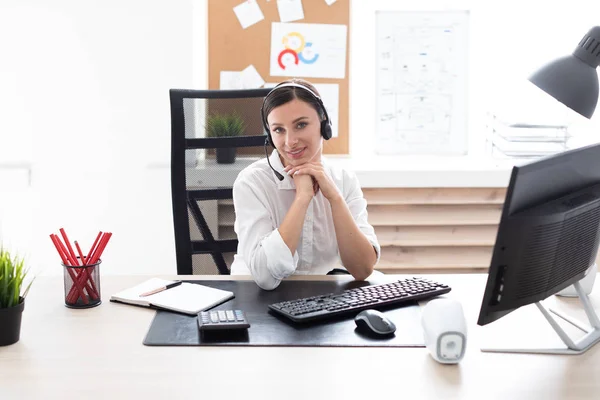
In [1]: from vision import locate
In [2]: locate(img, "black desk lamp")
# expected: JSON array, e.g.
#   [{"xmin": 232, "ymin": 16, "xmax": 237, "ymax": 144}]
[
  {"xmin": 529, "ymin": 26, "xmax": 600, "ymax": 298},
  {"xmin": 529, "ymin": 26, "xmax": 600, "ymax": 119}
]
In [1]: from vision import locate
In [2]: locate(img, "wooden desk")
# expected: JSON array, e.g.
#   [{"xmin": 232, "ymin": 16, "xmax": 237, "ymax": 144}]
[{"xmin": 1, "ymin": 274, "xmax": 599, "ymax": 400}]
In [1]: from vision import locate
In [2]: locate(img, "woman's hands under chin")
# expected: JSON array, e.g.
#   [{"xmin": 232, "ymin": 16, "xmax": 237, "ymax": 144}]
[
  {"xmin": 292, "ymin": 173, "xmax": 319, "ymax": 199},
  {"xmin": 285, "ymin": 162, "xmax": 341, "ymax": 201}
]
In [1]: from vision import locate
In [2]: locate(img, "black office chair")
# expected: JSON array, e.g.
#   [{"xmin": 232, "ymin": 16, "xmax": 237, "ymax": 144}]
[{"xmin": 170, "ymin": 88, "xmax": 271, "ymax": 275}]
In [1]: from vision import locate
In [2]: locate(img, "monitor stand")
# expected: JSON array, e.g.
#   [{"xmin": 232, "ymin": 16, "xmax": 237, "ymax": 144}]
[{"xmin": 481, "ymin": 281, "xmax": 600, "ymax": 355}]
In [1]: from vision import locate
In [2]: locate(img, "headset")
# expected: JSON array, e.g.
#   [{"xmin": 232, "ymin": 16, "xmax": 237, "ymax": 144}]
[
  {"xmin": 261, "ymin": 82, "xmax": 333, "ymax": 143},
  {"xmin": 261, "ymin": 82, "xmax": 333, "ymax": 181}
]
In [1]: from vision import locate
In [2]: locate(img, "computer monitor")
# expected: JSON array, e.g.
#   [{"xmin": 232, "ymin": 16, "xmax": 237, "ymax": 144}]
[{"xmin": 477, "ymin": 142, "xmax": 600, "ymax": 354}]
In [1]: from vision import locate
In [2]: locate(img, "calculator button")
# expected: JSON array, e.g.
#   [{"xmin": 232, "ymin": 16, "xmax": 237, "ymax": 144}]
[
  {"xmin": 226, "ymin": 310, "xmax": 235, "ymax": 321},
  {"xmin": 210, "ymin": 312, "xmax": 219, "ymax": 323},
  {"xmin": 198, "ymin": 310, "xmax": 249, "ymax": 331}
]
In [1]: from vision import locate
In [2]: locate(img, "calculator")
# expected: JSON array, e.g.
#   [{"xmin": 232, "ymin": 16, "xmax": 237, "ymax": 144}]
[{"xmin": 197, "ymin": 309, "xmax": 250, "ymax": 331}]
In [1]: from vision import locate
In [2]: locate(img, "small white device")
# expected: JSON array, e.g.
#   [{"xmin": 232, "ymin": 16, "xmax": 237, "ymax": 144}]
[{"xmin": 421, "ymin": 298, "xmax": 467, "ymax": 364}]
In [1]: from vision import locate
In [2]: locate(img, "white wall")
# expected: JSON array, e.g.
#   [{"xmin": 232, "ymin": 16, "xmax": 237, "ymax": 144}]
[
  {"xmin": 2, "ymin": 0, "xmax": 600, "ymax": 276},
  {"xmin": 0, "ymin": 0, "xmax": 197, "ymax": 275},
  {"xmin": 350, "ymin": 0, "xmax": 600, "ymax": 160}
]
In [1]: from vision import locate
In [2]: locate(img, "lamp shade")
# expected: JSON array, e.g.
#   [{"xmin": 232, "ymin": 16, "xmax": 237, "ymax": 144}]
[{"xmin": 529, "ymin": 27, "xmax": 600, "ymax": 119}]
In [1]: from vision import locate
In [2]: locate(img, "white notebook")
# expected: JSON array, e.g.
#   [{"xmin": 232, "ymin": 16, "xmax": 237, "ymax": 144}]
[{"xmin": 110, "ymin": 278, "xmax": 234, "ymax": 315}]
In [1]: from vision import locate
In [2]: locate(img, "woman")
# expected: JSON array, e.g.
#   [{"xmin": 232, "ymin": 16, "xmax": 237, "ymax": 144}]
[{"xmin": 230, "ymin": 78, "xmax": 380, "ymax": 290}]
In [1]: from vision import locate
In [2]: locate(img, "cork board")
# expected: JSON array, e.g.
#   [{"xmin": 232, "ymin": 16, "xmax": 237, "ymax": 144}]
[{"xmin": 207, "ymin": 0, "xmax": 350, "ymax": 154}]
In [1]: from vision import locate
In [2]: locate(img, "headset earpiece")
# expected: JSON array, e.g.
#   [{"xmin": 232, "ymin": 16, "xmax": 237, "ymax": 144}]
[
  {"xmin": 320, "ymin": 120, "xmax": 331, "ymax": 140},
  {"xmin": 313, "ymin": 96, "xmax": 332, "ymax": 141}
]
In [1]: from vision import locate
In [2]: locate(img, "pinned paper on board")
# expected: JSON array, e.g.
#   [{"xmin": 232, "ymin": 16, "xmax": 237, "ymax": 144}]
[
  {"xmin": 240, "ymin": 65, "xmax": 265, "ymax": 88},
  {"xmin": 220, "ymin": 71, "xmax": 243, "ymax": 89},
  {"xmin": 265, "ymin": 82, "xmax": 339, "ymax": 138},
  {"xmin": 277, "ymin": 0, "xmax": 304, "ymax": 23},
  {"xmin": 314, "ymin": 83, "xmax": 340, "ymax": 138},
  {"xmin": 221, "ymin": 65, "xmax": 265, "ymax": 89},
  {"xmin": 270, "ymin": 22, "xmax": 347, "ymax": 79},
  {"xmin": 233, "ymin": 0, "xmax": 264, "ymax": 29}
]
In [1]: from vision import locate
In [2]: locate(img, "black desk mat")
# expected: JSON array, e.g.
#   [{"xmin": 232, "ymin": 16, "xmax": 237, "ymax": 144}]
[{"xmin": 143, "ymin": 280, "xmax": 425, "ymax": 347}]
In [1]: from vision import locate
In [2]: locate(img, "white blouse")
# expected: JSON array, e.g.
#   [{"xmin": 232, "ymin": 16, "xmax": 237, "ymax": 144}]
[{"xmin": 230, "ymin": 150, "xmax": 380, "ymax": 290}]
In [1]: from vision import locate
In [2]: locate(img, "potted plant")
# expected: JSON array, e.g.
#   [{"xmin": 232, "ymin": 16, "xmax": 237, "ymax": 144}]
[
  {"xmin": 0, "ymin": 248, "xmax": 33, "ymax": 346},
  {"xmin": 206, "ymin": 112, "xmax": 245, "ymax": 164}
]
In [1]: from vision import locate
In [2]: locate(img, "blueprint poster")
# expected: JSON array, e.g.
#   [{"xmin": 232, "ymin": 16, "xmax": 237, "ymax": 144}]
[
  {"xmin": 375, "ymin": 11, "xmax": 469, "ymax": 155},
  {"xmin": 270, "ymin": 22, "xmax": 347, "ymax": 79}
]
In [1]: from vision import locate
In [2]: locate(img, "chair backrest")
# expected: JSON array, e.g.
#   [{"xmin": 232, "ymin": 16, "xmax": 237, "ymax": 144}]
[{"xmin": 170, "ymin": 88, "xmax": 271, "ymax": 275}]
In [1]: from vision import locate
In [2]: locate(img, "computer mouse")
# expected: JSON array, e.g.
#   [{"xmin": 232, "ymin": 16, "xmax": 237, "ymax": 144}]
[{"xmin": 354, "ymin": 309, "xmax": 396, "ymax": 336}]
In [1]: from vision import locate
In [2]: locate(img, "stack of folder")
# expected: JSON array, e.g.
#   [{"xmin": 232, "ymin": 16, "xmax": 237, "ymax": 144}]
[{"xmin": 485, "ymin": 113, "xmax": 570, "ymax": 160}]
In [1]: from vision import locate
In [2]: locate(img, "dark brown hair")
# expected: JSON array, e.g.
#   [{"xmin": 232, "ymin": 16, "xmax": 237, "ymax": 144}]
[{"xmin": 262, "ymin": 78, "xmax": 325, "ymax": 128}]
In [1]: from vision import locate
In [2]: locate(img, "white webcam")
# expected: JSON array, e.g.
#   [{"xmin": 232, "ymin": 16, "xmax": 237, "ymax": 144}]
[{"xmin": 421, "ymin": 298, "xmax": 467, "ymax": 364}]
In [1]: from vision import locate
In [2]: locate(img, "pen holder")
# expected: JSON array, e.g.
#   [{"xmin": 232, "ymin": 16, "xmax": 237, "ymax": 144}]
[{"xmin": 62, "ymin": 259, "xmax": 102, "ymax": 308}]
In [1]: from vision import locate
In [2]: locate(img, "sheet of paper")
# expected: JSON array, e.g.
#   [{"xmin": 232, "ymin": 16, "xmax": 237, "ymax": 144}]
[
  {"xmin": 270, "ymin": 22, "xmax": 347, "ymax": 79},
  {"xmin": 220, "ymin": 71, "xmax": 244, "ymax": 89},
  {"xmin": 240, "ymin": 64, "xmax": 265, "ymax": 88},
  {"xmin": 265, "ymin": 82, "xmax": 339, "ymax": 138},
  {"xmin": 233, "ymin": 0, "xmax": 264, "ymax": 29},
  {"xmin": 324, "ymin": 0, "xmax": 337, "ymax": 5},
  {"xmin": 374, "ymin": 11, "xmax": 469, "ymax": 156},
  {"xmin": 314, "ymin": 83, "xmax": 339, "ymax": 138},
  {"xmin": 277, "ymin": 0, "xmax": 304, "ymax": 23}
]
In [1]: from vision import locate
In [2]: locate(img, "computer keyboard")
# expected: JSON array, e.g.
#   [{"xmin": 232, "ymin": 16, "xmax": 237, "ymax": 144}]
[{"xmin": 268, "ymin": 277, "xmax": 451, "ymax": 323}]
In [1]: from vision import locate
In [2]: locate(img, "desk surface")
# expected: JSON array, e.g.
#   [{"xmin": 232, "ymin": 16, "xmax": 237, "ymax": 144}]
[
  {"xmin": 184, "ymin": 156, "xmax": 514, "ymax": 188},
  {"xmin": 1, "ymin": 274, "xmax": 599, "ymax": 400}
]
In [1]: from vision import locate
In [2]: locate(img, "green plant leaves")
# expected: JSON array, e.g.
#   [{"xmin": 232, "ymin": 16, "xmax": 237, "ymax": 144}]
[
  {"xmin": 0, "ymin": 248, "xmax": 30, "ymax": 308},
  {"xmin": 206, "ymin": 112, "xmax": 246, "ymax": 138}
]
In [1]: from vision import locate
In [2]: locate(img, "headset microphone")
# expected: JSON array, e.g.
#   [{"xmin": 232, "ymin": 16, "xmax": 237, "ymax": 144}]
[{"xmin": 264, "ymin": 137, "xmax": 284, "ymax": 181}]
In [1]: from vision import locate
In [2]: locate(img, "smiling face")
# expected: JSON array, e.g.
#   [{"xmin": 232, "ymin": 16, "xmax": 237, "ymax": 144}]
[{"xmin": 267, "ymin": 98, "xmax": 323, "ymax": 167}]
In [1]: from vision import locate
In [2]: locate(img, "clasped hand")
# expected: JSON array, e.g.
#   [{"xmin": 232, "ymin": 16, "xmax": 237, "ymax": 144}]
[{"xmin": 284, "ymin": 162, "xmax": 340, "ymax": 201}]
